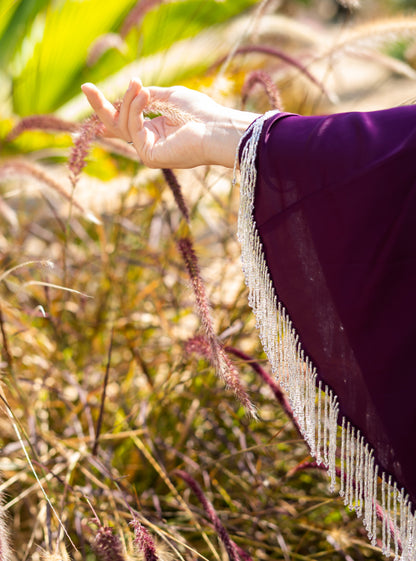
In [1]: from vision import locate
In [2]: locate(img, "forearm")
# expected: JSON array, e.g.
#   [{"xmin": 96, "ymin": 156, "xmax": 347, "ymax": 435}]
[{"xmin": 204, "ymin": 109, "xmax": 260, "ymax": 168}]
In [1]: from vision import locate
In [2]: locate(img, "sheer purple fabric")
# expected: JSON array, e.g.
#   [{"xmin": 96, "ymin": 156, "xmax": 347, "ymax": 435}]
[{"xmin": 241, "ymin": 106, "xmax": 416, "ymax": 512}]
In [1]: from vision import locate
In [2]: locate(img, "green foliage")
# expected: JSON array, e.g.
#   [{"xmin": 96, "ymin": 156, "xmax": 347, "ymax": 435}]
[
  {"xmin": 136, "ymin": 0, "xmax": 258, "ymax": 57},
  {"xmin": 11, "ymin": 0, "xmax": 137, "ymax": 114}
]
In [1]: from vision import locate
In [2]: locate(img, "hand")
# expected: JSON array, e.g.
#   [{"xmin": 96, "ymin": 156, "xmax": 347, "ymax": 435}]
[{"xmin": 81, "ymin": 78, "xmax": 260, "ymax": 169}]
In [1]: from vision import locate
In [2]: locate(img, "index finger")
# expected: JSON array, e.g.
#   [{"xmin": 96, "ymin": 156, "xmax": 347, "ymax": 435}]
[{"xmin": 81, "ymin": 83, "xmax": 118, "ymax": 130}]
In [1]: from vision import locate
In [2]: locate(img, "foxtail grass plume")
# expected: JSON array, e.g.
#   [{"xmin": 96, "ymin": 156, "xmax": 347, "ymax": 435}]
[
  {"xmin": 93, "ymin": 526, "xmax": 127, "ymax": 561},
  {"xmin": 131, "ymin": 519, "xmax": 159, "ymax": 561},
  {"xmin": 40, "ymin": 549, "xmax": 71, "ymax": 561},
  {"xmin": 87, "ymin": 33, "xmax": 127, "ymax": 66},
  {"xmin": 187, "ymin": 334, "xmax": 299, "ymax": 433},
  {"xmin": 121, "ymin": 0, "xmax": 163, "ymax": 37},
  {"xmin": 162, "ymin": 169, "xmax": 190, "ymax": 222},
  {"xmin": 177, "ymin": 237, "xmax": 256, "ymax": 417},
  {"xmin": 0, "ymin": 259, "xmax": 54, "ymax": 284},
  {"xmin": 212, "ymin": 45, "xmax": 334, "ymax": 102},
  {"xmin": 6, "ymin": 115, "xmax": 79, "ymax": 142},
  {"xmin": 113, "ymin": 98, "xmax": 198, "ymax": 127},
  {"xmin": 68, "ymin": 115, "xmax": 104, "ymax": 188},
  {"xmin": 327, "ymin": 16, "xmax": 416, "ymax": 56},
  {"xmin": 174, "ymin": 470, "xmax": 252, "ymax": 561},
  {"xmin": 242, "ymin": 70, "xmax": 283, "ymax": 110},
  {"xmin": 224, "ymin": 343, "xmax": 302, "ymax": 436},
  {"xmin": 144, "ymin": 100, "xmax": 198, "ymax": 126},
  {"xmin": 0, "ymin": 160, "xmax": 101, "ymax": 225}
]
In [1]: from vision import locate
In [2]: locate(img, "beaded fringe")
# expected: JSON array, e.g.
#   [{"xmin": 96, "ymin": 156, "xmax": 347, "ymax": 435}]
[{"xmin": 234, "ymin": 112, "xmax": 416, "ymax": 560}]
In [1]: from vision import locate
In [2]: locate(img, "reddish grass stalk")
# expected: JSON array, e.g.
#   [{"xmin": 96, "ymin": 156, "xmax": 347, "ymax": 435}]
[
  {"xmin": 174, "ymin": 469, "xmax": 251, "ymax": 561},
  {"xmin": 177, "ymin": 238, "xmax": 212, "ymax": 335},
  {"xmin": 177, "ymin": 238, "xmax": 256, "ymax": 416},
  {"xmin": 130, "ymin": 519, "xmax": 159, "ymax": 561},
  {"xmin": 162, "ymin": 169, "xmax": 190, "ymax": 222},
  {"xmin": 92, "ymin": 526, "xmax": 126, "ymax": 561},
  {"xmin": 211, "ymin": 45, "xmax": 331, "ymax": 100},
  {"xmin": 6, "ymin": 115, "xmax": 79, "ymax": 142},
  {"xmin": 241, "ymin": 70, "xmax": 283, "ymax": 110}
]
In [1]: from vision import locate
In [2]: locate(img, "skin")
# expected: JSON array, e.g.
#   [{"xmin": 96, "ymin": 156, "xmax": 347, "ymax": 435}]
[{"xmin": 81, "ymin": 78, "xmax": 260, "ymax": 169}]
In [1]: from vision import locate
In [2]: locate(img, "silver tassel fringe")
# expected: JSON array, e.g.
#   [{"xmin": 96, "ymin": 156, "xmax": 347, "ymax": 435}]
[{"xmin": 234, "ymin": 112, "xmax": 416, "ymax": 561}]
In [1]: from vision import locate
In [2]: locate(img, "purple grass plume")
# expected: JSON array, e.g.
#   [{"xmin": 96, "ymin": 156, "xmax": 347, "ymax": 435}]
[
  {"xmin": 130, "ymin": 519, "xmax": 159, "ymax": 561},
  {"xmin": 212, "ymin": 45, "xmax": 333, "ymax": 102},
  {"xmin": 177, "ymin": 238, "xmax": 256, "ymax": 417},
  {"xmin": 6, "ymin": 114, "xmax": 79, "ymax": 142},
  {"xmin": 92, "ymin": 525, "xmax": 127, "ymax": 561},
  {"xmin": 121, "ymin": 0, "xmax": 163, "ymax": 37},
  {"xmin": 87, "ymin": 33, "xmax": 127, "ymax": 66},
  {"xmin": 242, "ymin": 70, "xmax": 283, "ymax": 110},
  {"xmin": 68, "ymin": 114, "xmax": 104, "ymax": 188},
  {"xmin": 174, "ymin": 470, "xmax": 253, "ymax": 561},
  {"xmin": 188, "ymin": 333, "xmax": 302, "ymax": 433},
  {"xmin": 224, "ymin": 344, "xmax": 302, "ymax": 436},
  {"xmin": 162, "ymin": 169, "xmax": 190, "ymax": 222}
]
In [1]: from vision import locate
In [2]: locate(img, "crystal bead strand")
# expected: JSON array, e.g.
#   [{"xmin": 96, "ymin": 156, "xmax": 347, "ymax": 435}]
[
  {"xmin": 400, "ymin": 493, "xmax": 408, "ymax": 561},
  {"xmin": 349, "ymin": 426, "xmax": 355, "ymax": 509},
  {"xmin": 386, "ymin": 476, "xmax": 392, "ymax": 557},
  {"xmin": 298, "ymin": 347, "xmax": 306, "ymax": 433},
  {"xmin": 354, "ymin": 432, "xmax": 362, "ymax": 516},
  {"xmin": 344, "ymin": 422, "xmax": 351, "ymax": 506},
  {"xmin": 382, "ymin": 472, "xmax": 387, "ymax": 554},
  {"xmin": 323, "ymin": 386, "xmax": 329, "ymax": 467},
  {"xmin": 276, "ymin": 302, "xmax": 282, "ymax": 380},
  {"xmin": 358, "ymin": 435, "xmax": 365, "ymax": 517},
  {"xmin": 371, "ymin": 463, "xmax": 378, "ymax": 547},
  {"xmin": 308, "ymin": 369, "xmax": 317, "ymax": 455},
  {"xmin": 340, "ymin": 418, "xmax": 346, "ymax": 498},
  {"xmin": 316, "ymin": 381, "xmax": 322, "ymax": 465},
  {"xmin": 363, "ymin": 444, "xmax": 370, "ymax": 529},
  {"xmin": 393, "ymin": 482, "xmax": 399, "ymax": 560},
  {"xmin": 328, "ymin": 393, "xmax": 338, "ymax": 493}
]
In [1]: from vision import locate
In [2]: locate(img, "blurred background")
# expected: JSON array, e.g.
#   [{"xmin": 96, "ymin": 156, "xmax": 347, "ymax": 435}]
[{"xmin": 0, "ymin": 0, "xmax": 415, "ymax": 559}]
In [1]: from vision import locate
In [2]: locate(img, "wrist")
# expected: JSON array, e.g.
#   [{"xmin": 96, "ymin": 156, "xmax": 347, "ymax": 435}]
[{"xmin": 205, "ymin": 109, "xmax": 261, "ymax": 168}]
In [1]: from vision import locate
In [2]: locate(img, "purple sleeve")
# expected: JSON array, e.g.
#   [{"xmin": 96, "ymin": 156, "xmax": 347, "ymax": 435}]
[{"xmin": 241, "ymin": 107, "xmax": 416, "ymax": 519}]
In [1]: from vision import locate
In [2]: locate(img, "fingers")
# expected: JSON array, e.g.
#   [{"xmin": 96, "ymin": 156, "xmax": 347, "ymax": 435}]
[
  {"xmin": 82, "ymin": 79, "xmax": 151, "ymax": 144},
  {"xmin": 128, "ymin": 87, "xmax": 151, "ymax": 152},
  {"xmin": 118, "ymin": 78, "xmax": 142, "ymax": 139},
  {"xmin": 81, "ymin": 83, "xmax": 118, "ymax": 133}
]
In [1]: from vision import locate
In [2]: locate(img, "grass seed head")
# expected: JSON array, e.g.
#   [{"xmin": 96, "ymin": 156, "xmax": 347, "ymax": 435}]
[
  {"xmin": 131, "ymin": 519, "xmax": 159, "ymax": 561},
  {"xmin": 93, "ymin": 526, "xmax": 127, "ymax": 561}
]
